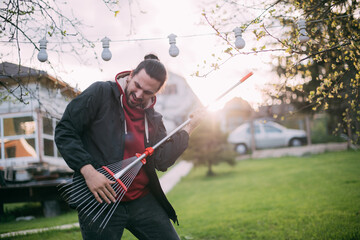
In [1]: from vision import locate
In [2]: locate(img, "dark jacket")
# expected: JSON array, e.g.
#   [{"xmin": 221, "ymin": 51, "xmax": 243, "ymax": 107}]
[{"xmin": 55, "ymin": 78, "xmax": 189, "ymax": 224}]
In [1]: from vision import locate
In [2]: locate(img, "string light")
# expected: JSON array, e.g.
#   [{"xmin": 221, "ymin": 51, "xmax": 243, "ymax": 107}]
[
  {"xmin": 168, "ymin": 33, "xmax": 179, "ymax": 57},
  {"xmin": 5, "ymin": 13, "xmax": 355, "ymax": 62},
  {"xmin": 37, "ymin": 37, "xmax": 48, "ymax": 62},
  {"xmin": 298, "ymin": 19, "xmax": 310, "ymax": 43},
  {"xmin": 233, "ymin": 27, "xmax": 246, "ymax": 49},
  {"xmin": 101, "ymin": 37, "xmax": 112, "ymax": 61}
]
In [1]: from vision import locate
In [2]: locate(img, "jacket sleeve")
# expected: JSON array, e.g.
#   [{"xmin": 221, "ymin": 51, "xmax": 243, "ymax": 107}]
[
  {"xmin": 152, "ymin": 119, "xmax": 190, "ymax": 171},
  {"xmin": 55, "ymin": 82, "xmax": 101, "ymax": 172}
]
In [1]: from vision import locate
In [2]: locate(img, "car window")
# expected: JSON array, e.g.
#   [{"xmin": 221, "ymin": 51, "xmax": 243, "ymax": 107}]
[
  {"xmin": 246, "ymin": 125, "xmax": 260, "ymax": 134},
  {"xmin": 264, "ymin": 125, "xmax": 282, "ymax": 133}
]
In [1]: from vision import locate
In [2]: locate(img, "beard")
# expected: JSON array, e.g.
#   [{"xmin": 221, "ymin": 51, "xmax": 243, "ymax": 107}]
[{"xmin": 124, "ymin": 86, "xmax": 143, "ymax": 108}]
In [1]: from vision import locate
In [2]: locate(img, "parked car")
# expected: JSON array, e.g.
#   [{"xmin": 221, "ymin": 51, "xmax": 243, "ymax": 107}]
[{"xmin": 227, "ymin": 120, "xmax": 307, "ymax": 154}]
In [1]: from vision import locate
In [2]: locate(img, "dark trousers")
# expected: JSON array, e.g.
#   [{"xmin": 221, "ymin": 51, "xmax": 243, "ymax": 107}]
[{"xmin": 78, "ymin": 193, "xmax": 180, "ymax": 240}]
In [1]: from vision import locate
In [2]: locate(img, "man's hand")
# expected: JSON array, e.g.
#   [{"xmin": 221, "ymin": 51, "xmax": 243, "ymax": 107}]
[
  {"xmin": 80, "ymin": 164, "xmax": 117, "ymax": 204},
  {"xmin": 183, "ymin": 108, "xmax": 206, "ymax": 135}
]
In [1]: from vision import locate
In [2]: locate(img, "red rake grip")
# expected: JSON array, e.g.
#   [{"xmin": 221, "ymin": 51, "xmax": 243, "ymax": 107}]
[
  {"xmin": 136, "ymin": 153, "xmax": 147, "ymax": 164},
  {"xmin": 102, "ymin": 166, "xmax": 128, "ymax": 192},
  {"xmin": 136, "ymin": 147, "xmax": 154, "ymax": 165},
  {"xmin": 240, "ymin": 72, "xmax": 253, "ymax": 83},
  {"xmin": 144, "ymin": 147, "xmax": 154, "ymax": 156}
]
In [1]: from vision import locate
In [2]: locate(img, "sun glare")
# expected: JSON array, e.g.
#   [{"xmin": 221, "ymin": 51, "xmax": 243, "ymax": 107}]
[{"xmin": 187, "ymin": 72, "xmax": 262, "ymax": 112}]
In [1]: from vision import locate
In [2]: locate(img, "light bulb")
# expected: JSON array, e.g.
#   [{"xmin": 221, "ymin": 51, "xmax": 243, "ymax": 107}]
[
  {"xmin": 299, "ymin": 32, "xmax": 310, "ymax": 43},
  {"xmin": 298, "ymin": 19, "xmax": 310, "ymax": 43},
  {"xmin": 168, "ymin": 34, "xmax": 179, "ymax": 57},
  {"xmin": 233, "ymin": 27, "xmax": 246, "ymax": 49},
  {"xmin": 37, "ymin": 38, "xmax": 48, "ymax": 62},
  {"xmin": 169, "ymin": 45, "xmax": 179, "ymax": 57},
  {"xmin": 101, "ymin": 37, "xmax": 112, "ymax": 61},
  {"xmin": 101, "ymin": 48, "xmax": 112, "ymax": 61},
  {"xmin": 235, "ymin": 36, "xmax": 246, "ymax": 49}
]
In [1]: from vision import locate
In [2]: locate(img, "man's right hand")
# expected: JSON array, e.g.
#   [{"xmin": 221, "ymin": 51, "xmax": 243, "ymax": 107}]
[{"xmin": 80, "ymin": 164, "xmax": 117, "ymax": 204}]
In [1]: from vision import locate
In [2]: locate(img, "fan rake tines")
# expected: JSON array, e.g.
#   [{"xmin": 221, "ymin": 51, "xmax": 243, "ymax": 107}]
[{"xmin": 59, "ymin": 156, "xmax": 142, "ymax": 231}]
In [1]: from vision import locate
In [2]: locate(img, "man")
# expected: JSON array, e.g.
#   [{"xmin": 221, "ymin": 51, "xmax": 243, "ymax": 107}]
[{"xmin": 55, "ymin": 54, "xmax": 202, "ymax": 240}]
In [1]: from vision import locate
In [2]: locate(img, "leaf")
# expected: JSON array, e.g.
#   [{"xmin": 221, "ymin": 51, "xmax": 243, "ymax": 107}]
[{"xmin": 115, "ymin": 10, "xmax": 120, "ymax": 17}]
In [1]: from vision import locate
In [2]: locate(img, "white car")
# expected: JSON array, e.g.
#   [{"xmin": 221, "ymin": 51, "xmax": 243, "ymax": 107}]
[{"xmin": 227, "ymin": 120, "xmax": 307, "ymax": 154}]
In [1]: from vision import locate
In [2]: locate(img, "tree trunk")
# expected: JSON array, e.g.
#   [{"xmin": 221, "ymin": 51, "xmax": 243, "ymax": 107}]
[
  {"xmin": 250, "ymin": 119, "xmax": 256, "ymax": 155},
  {"xmin": 346, "ymin": 111, "xmax": 353, "ymax": 149},
  {"xmin": 206, "ymin": 160, "xmax": 215, "ymax": 176},
  {"xmin": 305, "ymin": 115, "xmax": 312, "ymax": 145}
]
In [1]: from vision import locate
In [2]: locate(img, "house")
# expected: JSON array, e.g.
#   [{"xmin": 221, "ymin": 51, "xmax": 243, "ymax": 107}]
[
  {"xmin": 155, "ymin": 72, "xmax": 201, "ymax": 131},
  {"xmin": 0, "ymin": 62, "xmax": 79, "ymax": 181},
  {"xmin": 220, "ymin": 97, "xmax": 254, "ymax": 133}
]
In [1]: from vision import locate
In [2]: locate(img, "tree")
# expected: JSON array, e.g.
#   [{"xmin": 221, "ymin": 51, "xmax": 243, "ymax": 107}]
[
  {"xmin": 201, "ymin": 0, "xmax": 360, "ymax": 144},
  {"xmin": 182, "ymin": 115, "xmax": 236, "ymax": 177},
  {"xmin": 0, "ymin": 0, "xmax": 134, "ymax": 103},
  {"xmin": 270, "ymin": 0, "xmax": 359, "ymax": 145}
]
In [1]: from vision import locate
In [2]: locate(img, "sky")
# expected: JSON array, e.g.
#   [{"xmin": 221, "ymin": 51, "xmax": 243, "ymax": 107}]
[{"xmin": 1, "ymin": 0, "xmax": 278, "ymax": 109}]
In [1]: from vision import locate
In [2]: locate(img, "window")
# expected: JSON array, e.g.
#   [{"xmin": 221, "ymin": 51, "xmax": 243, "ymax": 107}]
[
  {"xmin": 44, "ymin": 139, "xmax": 54, "ymax": 157},
  {"xmin": 6, "ymin": 146, "xmax": 16, "ymax": 158},
  {"xmin": 4, "ymin": 116, "xmax": 35, "ymax": 136},
  {"xmin": 43, "ymin": 117, "xmax": 53, "ymax": 135},
  {"xmin": 2, "ymin": 115, "xmax": 37, "ymax": 160},
  {"xmin": 42, "ymin": 117, "xmax": 60, "ymax": 158},
  {"xmin": 264, "ymin": 125, "xmax": 282, "ymax": 133},
  {"xmin": 5, "ymin": 138, "xmax": 36, "ymax": 159},
  {"xmin": 246, "ymin": 125, "xmax": 260, "ymax": 134}
]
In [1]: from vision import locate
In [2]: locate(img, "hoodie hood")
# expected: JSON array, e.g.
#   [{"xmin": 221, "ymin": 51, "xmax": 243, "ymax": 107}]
[{"xmin": 115, "ymin": 71, "xmax": 154, "ymax": 143}]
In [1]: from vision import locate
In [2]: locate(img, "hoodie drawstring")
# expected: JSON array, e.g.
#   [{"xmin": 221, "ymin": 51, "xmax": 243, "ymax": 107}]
[
  {"xmin": 120, "ymin": 94, "xmax": 128, "ymax": 135},
  {"xmin": 144, "ymin": 115, "xmax": 149, "ymax": 144},
  {"xmin": 120, "ymin": 94, "xmax": 149, "ymax": 143}
]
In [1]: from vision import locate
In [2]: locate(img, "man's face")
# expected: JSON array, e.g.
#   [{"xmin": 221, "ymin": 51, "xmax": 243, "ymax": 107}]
[{"xmin": 125, "ymin": 69, "xmax": 161, "ymax": 108}]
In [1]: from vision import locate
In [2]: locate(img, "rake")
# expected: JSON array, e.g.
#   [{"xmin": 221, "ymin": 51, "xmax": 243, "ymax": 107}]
[{"xmin": 59, "ymin": 72, "xmax": 253, "ymax": 231}]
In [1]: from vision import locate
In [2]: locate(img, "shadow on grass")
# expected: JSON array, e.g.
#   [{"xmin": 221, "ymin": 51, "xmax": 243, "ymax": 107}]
[{"xmin": 1, "ymin": 201, "xmax": 72, "ymax": 223}]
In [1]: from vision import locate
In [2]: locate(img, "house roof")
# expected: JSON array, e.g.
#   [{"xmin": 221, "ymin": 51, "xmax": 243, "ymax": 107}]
[
  {"xmin": 0, "ymin": 62, "xmax": 48, "ymax": 78},
  {"xmin": 0, "ymin": 61, "xmax": 80, "ymax": 95},
  {"xmin": 224, "ymin": 97, "xmax": 253, "ymax": 112}
]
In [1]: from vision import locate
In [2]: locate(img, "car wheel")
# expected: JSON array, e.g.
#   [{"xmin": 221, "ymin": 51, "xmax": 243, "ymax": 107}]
[
  {"xmin": 289, "ymin": 138, "xmax": 302, "ymax": 147},
  {"xmin": 235, "ymin": 144, "xmax": 248, "ymax": 154}
]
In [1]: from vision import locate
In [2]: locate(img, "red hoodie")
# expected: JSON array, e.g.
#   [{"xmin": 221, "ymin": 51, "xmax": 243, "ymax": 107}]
[{"xmin": 115, "ymin": 72, "xmax": 155, "ymax": 201}]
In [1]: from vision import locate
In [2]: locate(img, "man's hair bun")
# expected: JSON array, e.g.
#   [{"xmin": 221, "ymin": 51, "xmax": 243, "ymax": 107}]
[
  {"xmin": 133, "ymin": 53, "xmax": 166, "ymax": 88},
  {"xmin": 144, "ymin": 54, "xmax": 160, "ymax": 61}
]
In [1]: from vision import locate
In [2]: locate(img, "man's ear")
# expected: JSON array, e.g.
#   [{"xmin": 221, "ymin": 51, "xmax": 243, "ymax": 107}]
[{"xmin": 127, "ymin": 71, "xmax": 133, "ymax": 84}]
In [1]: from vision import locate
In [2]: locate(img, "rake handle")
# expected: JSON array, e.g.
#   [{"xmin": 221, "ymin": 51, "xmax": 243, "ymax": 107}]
[{"xmin": 152, "ymin": 71, "xmax": 253, "ymax": 151}]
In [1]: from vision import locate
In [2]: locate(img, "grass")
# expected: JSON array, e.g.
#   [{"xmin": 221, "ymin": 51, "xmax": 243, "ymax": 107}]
[
  {"xmin": 171, "ymin": 150, "xmax": 360, "ymax": 240},
  {"xmin": 1, "ymin": 150, "xmax": 359, "ymax": 240},
  {"xmin": 0, "ymin": 210, "xmax": 78, "ymax": 234}
]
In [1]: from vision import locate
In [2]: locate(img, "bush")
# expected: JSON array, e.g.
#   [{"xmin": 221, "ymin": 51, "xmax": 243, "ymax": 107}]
[{"xmin": 182, "ymin": 116, "xmax": 236, "ymax": 176}]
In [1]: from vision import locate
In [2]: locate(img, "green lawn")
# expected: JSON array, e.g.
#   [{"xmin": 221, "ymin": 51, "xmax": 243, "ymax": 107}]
[{"xmin": 1, "ymin": 150, "xmax": 359, "ymax": 240}]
